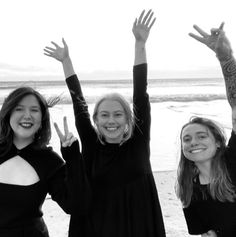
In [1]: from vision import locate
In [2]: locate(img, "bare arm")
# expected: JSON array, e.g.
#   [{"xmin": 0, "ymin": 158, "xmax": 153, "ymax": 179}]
[
  {"xmin": 189, "ymin": 23, "xmax": 236, "ymax": 132},
  {"xmin": 132, "ymin": 9, "xmax": 156, "ymax": 65}
]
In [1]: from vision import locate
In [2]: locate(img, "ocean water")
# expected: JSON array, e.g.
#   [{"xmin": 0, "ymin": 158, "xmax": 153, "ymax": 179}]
[
  {"xmin": 0, "ymin": 77, "xmax": 226, "ymax": 104},
  {"xmin": 0, "ymin": 78, "xmax": 231, "ymax": 171}
]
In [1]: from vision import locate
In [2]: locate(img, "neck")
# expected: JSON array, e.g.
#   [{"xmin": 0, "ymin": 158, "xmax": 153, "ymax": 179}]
[
  {"xmin": 195, "ymin": 161, "xmax": 212, "ymax": 184},
  {"xmin": 13, "ymin": 138, "xmax": 33, "ymax": 150}
]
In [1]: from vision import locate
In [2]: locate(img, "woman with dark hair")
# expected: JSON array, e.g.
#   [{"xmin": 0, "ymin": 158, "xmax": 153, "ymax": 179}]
[
  {"xmin": 176, "ymin": 23, "xmax": 236, "ymax": 237},
  {"xmin": 0, "ymin": 86, "xmax": 82, "ymax": 237},
  {"xmin": 44, "ymin": 9, "xmax": 166, "ymax": 237}
]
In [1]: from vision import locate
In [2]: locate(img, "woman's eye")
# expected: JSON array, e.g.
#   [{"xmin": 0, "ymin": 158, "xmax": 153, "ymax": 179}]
[
  {"xmin": 15, "ymin": 107, "xmax": 23, "ymax": 111},
  {"xmin": 31, "ymin": 109, "xmax": 39, "ymax": 113},
  {"xmin": 199, "ymin": 135, "xmax": 207, "ymax": 139},
  {"xmin": 183, "ymin": 137, "xmax": 191, "ymax": 143}
]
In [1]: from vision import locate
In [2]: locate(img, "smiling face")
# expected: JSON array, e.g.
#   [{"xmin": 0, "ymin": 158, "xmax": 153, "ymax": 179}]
[
  {"xmin": 10, "ymin": 94, "xmax": 42, "ymax": 148},
  {"xmin": 181, "ymin": 123, "xmax": 219, "ymax": 165},
  {"xmin": 95, "ymin": 99, "xmax": 127, "ymax": 143}
]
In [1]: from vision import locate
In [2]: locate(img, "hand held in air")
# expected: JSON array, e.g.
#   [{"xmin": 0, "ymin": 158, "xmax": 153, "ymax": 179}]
[
  {"xmin": 189, "ymin": 22, "xmax": 233, "ymax": 61},
  {"xmin": 54, "ymin": 116, "xmax": 77, "ymax": 147},
  {"xmin": 133, "ymin": 9, "xmax": 156, "ymax": 65}
]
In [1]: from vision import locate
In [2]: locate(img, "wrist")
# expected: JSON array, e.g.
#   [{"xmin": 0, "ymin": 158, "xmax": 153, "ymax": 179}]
[
  {"xmin": 62, "ymin": 56, "xmax": 71, "ymax": 64},
  {"xmin": 135, "ymin": 40, "xmax": 146, "ymax": 48},
  {"xmin": 216, "ymin": 51, "xmax": 233, "ymax": 62}
]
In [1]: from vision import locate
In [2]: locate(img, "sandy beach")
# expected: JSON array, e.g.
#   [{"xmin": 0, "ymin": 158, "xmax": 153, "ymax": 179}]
[{"xmin": 42, "ymin": 170, "xmax": 197, "ymax": 237}]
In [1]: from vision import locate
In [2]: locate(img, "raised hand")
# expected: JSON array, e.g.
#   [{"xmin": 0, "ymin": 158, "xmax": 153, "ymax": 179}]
[
  {"xmin": 132, "ymin": 9, "xmax": 156, "ymax": 44},
  {"xmin": 44, "ymin": 38, "xmax": 69, "ymax": 62},
  {"xmin": 189, "ymin": 23, "xmax": 232, "ymax": 60},
  {"xmin": 54, "ymin": 116, "xmax": 77, "ymax": 147}
]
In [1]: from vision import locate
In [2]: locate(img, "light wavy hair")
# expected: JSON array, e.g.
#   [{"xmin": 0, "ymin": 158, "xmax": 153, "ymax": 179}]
[{"xmin": 175, "ymin": 116, "xmax": 236, "ymax": 207}]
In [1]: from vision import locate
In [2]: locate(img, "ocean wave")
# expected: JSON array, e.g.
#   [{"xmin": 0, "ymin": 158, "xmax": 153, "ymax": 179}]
[{"xmin": 35, "ymin": 93, "xmax": 226, "ymax": 105}]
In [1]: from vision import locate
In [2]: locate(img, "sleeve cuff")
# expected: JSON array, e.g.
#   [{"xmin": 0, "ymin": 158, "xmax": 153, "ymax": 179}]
[{"xmin": 60, "ymin": 140, "xmax": 81, "ymax": 161}]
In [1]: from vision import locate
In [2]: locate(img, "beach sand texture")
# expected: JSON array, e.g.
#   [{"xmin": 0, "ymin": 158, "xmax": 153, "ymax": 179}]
[{"xmin": 43, "ymin": 170, "xmax": 197, "ymax": 237}]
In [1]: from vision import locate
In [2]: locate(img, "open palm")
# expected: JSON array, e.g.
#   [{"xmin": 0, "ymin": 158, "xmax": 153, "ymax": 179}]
[
  {"xmin": 132, "ymin": 9, "xmax": 156, "ymax": 43},
  {"xmin": 44, "ymin": 38, "xmax": 69, "ymax": 62}
]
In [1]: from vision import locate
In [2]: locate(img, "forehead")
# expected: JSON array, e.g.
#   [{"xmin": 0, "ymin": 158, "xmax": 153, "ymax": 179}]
[
  {"xmin": 182, "ymin": 123, "xmax": 210, "ymax": 137},
  {"xmin": 18, "ymin": 94, "xmax": 40, "ymax": 107},
  {"xmin": 98, "ymin": 99, "xmax": 124, "ymax": 112}
]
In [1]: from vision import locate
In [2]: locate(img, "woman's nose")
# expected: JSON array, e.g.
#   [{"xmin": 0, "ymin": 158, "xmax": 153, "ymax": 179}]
[
  {"xmin": 107, "ymin": 115, "xmax": 115, "ymax": 123},
  {"xmin": 23, "ymin": 109, "xmax": 32, "ymax": 118},
  {"xmin": 190, "ymin": 137, "xmax": 198, "ymax": 146}
]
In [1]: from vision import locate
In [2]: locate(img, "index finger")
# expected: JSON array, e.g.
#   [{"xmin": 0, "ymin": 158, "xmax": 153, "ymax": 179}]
[
  {"xmin": 219, "ymin": 22, "xmax": 225, "ymax": 30},
  {"xmin": 54, "ymin": 122, "xmax": 65, "ymax": 141},
  {"xmin": 63, "ymin": 116, "xmax": 69, "ymax": 136}
]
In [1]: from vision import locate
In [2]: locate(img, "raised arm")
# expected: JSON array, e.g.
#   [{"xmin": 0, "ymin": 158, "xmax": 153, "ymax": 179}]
[
  {"xmin": 132, "ymin": 9, "xmax": 156, "ymax": 65},
  {"xmin": 44, "ymin": 39, "xmax": 97, "ymax": 148},
  {"xmin": 131, "ymin": 10, "xmax": 155, "ymax": 141},
  {"xmin": 189, "ymin": 23, "xmax": 236, "ymax": 132}
]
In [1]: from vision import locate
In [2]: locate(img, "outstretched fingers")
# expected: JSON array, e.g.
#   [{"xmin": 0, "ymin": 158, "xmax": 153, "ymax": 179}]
[
  {"xmin": 138, "ymin": 9, "xmax": 156, "ymax": 29},
  {"xmin": 219, "ymin": 22, "xmax": 225, "ymax": 30},
  {"xmin": 54, "ymin": 122, "xmax": 64, "ymax": 142},
  {"xmin": 193, "ymin": 25, "xmax": 208, "ymax": 37},
  {"xmin": 189, "ymin": 32, "xmax": 206, "ymax": 44},
  {"xmin": 137, "ymin": 10, "xmax": 145, "ymax": 24},
  {"xmin": 51, "ymin": 41, "xmax": 59, "ymax": 48},
  {"xmin": 54, "ymin": 117, "xmax": 77, "ymax": 147},
  {"xmin": 43, "ymin": 47, "xmax": 54, "ymax": 56},
  {"xmin": 63, "ymin": 116, "xmax": 69, "ymax": 136}
]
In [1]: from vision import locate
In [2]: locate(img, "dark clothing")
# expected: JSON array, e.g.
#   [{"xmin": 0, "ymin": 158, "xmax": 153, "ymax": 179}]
[
  {"xmin": 66, "ymin": 63, "xmax": 166, "ymax": 237},
  {"xmin": 0, "ymin": 141, "xmax": 82, "ymax": 237},
  {"xmin": 183, "ymin": 131, "xmax": 236, "ymax": 237}
]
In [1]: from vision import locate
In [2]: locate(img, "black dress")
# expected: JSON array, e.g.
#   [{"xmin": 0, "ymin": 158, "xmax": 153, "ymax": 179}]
[
  {"xmin": 66, "ymin": 63, "xmax": 166, "ymax": 237},
  {"xmin": 0, "ymin": 140, "xmax": 84, "ymax": 237},
  {"xmin": 183, "ymin": 131, "xmax": 236, "ymax": 237}
]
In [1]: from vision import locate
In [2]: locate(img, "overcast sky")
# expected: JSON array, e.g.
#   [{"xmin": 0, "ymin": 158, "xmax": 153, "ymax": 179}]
[{"xmin": 0, "ymin": 0, "xmax": 236, "ymax": 80}]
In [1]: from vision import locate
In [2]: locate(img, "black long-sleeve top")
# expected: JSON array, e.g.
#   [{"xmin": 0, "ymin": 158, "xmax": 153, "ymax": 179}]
[
  {"xmin": 0, "ymin": 140, "xmax": 82, "ymax": 237},
  {"xmin": 65, "ymin": 63, "xmax": 166, "ymax": 237},
  {"xmin": 183, "ymin": 131, "xmax": 236, "ymax": 237}
]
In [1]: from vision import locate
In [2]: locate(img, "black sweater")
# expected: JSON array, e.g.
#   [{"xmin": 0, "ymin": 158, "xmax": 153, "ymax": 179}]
[
  {"xmin": 0, "ymin": 140, "xmax": 83, "ymax": 237},
  {"xmin": 65, "ymin": 63, "xmax": 166, "ymax": 237},
  {"xmin": 183, "ymin": 131, "xmax": 236, "ymax": 237}
]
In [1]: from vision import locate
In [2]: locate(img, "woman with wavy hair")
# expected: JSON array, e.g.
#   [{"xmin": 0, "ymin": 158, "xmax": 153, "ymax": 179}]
[
  {"xmin": 0, "ymin": 86, "xmax": 82, "ymax": 237},
  {"xmin": 44, "ymin": 9, "xmax": 166, "ymax": 237},
  {"xmin": 176, "ymin": 23, "xmax": 236, "ymax": 237}
]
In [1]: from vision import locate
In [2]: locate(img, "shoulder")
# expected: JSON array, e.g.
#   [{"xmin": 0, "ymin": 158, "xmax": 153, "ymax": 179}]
[
  {"xmin": 31, "ymin": 146, "xmax": 65, "ymax": 178},
  {"xmin": 40, "ymin": 146, "xmax": 64, "ymax": 165}
]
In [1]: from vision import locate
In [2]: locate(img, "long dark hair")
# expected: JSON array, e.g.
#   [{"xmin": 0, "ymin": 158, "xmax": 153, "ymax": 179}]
[
  {"xmin": 176, "ymin": 116, "xmax": 236, "ymax": 207},
  {"xmin": 0, "ymin": 87, "xmax": 58, "ymax": 157}
]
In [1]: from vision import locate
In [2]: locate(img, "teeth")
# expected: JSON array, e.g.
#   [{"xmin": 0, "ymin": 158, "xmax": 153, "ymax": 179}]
[
  {"xmin": 190, "ymin": 149, "xmax": 204, "ymax": 153},
  {"xmin": 20, "ymin": 123, "xmax": 33, "ymax": 128},
  {"xmin": 106, "ymin": 127, "xmax": 117, "ymax": 131}
]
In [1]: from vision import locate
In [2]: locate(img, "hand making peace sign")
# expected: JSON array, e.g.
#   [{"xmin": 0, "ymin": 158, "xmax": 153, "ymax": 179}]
[{"xmin": 54, "ymin": 116, "xmax": 77, "ymax": 147}]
